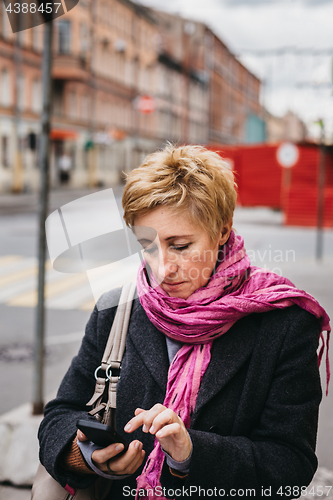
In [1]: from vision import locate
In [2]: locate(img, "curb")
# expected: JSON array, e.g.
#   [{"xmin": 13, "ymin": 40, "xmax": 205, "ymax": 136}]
[
  {"xmin": 0, "ymin": 403, "xmax": 43, "ymax": 486},
  {"xmin": 0, "ymin": 395, "xmax": 57, "ymax": 486}
]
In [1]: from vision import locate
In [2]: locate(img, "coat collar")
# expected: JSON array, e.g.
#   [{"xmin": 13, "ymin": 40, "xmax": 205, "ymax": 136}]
[
  {"xmin": 193, "ymin": 314, "xmax": 260, "ymax": 418},
  {"xmin": 128, "ymin": 298, "xmax": 260, "ymax": 419},
  {"xmin": 128, "ymin": 297, "xmax": 169, "ymax": 393}
]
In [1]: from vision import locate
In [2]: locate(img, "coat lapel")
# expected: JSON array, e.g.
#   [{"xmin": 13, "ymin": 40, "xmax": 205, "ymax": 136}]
[
  {"xmin": 128, "ymin": 298, "xmax": 169, "ymax": 393},
  {"xmin": 193, "ymin": 314, "xmax": 261, "ymax": 419},
  {"xmin": 129, "ymin": 299, "xmax": 261, "ymax": 417}
]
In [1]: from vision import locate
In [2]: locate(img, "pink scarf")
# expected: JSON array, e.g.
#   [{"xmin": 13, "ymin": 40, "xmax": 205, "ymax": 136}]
[{"xmin": 135, "ymin": 229, "xmax": 330, "ymax": 498}]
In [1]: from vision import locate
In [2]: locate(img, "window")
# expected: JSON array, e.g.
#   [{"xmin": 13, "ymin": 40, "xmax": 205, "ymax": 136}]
[
  {"xmin": 2, "ymin": 136, "xmax": 9, "ymax": 167},
  {"xmin": 80, "ymin": 23, "xmax": 89, "ymax": 53},
  {"xmin": 69, "ymin": 90, "xmax": 76, "ymax": 119},
  {"xmin": 32, "ymin": 26, "xmax": 39, "ymax": 52},
  {"xmin": 1, "ymin": 3, "xmax": 9, "ymax": 38},
  {"xmin": 81, "ymin": 94, "xmax": 89, "ymax": 119},
  {"xmin": 1, "ymin": 68, "xmax": 10, "ymax": 107},
  {"xmin": 52, "ymin": 80, "xmax": 64, "ymax": 116},
  {"xmin": 58, "ymin": 20, "xmax": 71, "ymax": 54},
  {"xmin": 124, "ymin": 60, "xmax": 133, "ymax": 86},
  {"xmin": 32, "ymin": 79, "xmax": 41, "ymax": 113},
  {"xmin": 17, "ymin": 28, "xmax": 24, "ymax": 46},
  {"xmin": 18, "ymin": 74, "xmax": 25, "ymax": 111}
]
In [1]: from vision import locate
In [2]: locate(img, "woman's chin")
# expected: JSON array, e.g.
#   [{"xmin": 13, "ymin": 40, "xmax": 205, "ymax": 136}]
[{"xmin": 161, "ymin": 284, "xmax": 193, "ymax": 299}]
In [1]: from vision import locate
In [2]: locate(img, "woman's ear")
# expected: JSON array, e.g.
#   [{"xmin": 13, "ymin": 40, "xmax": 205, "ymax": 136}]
[{"xmin": 218, "ymin": 218, "xmax": 233, "ymax": 246}]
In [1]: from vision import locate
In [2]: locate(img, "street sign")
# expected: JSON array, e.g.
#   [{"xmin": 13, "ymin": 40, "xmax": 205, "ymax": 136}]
[
  {"xmin": 133, "ymin": 95, "xmax": 156, "ymax": 114},
  {"xmin": 276, "ymin": 142, "xmax": 299, "ymax": 168}
]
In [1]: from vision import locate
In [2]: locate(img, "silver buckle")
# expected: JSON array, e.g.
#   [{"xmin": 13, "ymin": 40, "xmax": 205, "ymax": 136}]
[{"xmin": 94, "ymin": 364, "xmax": 112, "ymax": 381}]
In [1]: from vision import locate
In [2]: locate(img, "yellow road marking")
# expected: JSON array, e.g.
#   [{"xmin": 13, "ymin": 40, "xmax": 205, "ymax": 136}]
[
  {"xmin": 0, "ymin": 260, "xmax": 52, "ymax": 288},
  {"xmin": 0, "ymin": 255, "xmax": 23, "ymax": 267},
  {"xmin": 8, "ymin": 272, "xmax": 88, "ymax": 307}
]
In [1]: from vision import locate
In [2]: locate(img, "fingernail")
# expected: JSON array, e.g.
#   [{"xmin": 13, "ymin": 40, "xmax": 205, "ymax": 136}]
[
  {"xmin": 150, "ymin": 426, "xmax": 155, "ymax": 433},
  {"xmin": 116, "ymin": 444, "xmax": 124, "ymax": 452},
  {"xmin": 124, "ymin": 423, "xmax": 131, "ymax": 431},
  {"xmin": 156, "ymin": 430, "xmax": 162, "ymax": 438},
  {"xmin": 135, "ymin": 441, "xmax": 141, "ymax": 449}
]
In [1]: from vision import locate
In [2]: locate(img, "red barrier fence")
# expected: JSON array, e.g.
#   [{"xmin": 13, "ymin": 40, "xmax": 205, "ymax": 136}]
[{"xmin": 207, "ymin": 142, "xmax": 333, "ymax": 228}]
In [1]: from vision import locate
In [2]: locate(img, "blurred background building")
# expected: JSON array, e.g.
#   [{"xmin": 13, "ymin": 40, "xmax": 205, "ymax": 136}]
[
  {"xmin": 0, "ymin": 0, "xmax": 267, "ymax": 193},
  {"xmin": 266, "ymin": 111, "xmax": 308, "ymax": 144}
]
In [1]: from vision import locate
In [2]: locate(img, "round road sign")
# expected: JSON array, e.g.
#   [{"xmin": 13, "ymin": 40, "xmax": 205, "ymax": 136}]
[
  {"xmin": 134, "ymin": 95, "xmax": 156, "ymax": 114},
  {"xmin": 276, "ymin": 142, "xmax": 299, "ymax": 168}
]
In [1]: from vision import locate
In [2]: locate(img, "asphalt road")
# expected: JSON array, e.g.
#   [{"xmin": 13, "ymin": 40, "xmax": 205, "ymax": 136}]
[
  {"xmin": 0, "ymin": 187, "xmax": 332, "ymax": 477},
  {"xmin": 0, "ymin": 187, "xmax": 126, "ymax": 416}
]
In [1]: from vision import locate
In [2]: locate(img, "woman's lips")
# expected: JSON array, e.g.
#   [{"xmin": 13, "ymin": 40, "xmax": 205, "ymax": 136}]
[{"xmin": 162, "ymin": 281, "xmax": 185, "ymax": 290}]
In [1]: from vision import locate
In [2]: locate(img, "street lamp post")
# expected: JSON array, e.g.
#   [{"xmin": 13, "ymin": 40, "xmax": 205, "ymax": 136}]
[
  {"xmin": 12, "ymin": 11, "xmax": 23, "ymax": 193},
  {"xmin": 32, "ymin": 17, "xmax": 54, "ymax": 415},
  {"xmin": 87, "ymin": 0, "xmax": 98, "ymax": 189}
]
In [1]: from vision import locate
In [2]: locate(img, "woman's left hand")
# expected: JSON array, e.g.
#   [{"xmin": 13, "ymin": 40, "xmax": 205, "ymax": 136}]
[{"xmin": 124, "ymin": 403, "xmax": 192, "ymax": 462}]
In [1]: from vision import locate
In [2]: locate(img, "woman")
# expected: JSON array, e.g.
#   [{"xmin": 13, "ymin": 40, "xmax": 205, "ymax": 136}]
[{"xmin": 38, "ymin": 144, "xmax": 330, "ymax": 499}]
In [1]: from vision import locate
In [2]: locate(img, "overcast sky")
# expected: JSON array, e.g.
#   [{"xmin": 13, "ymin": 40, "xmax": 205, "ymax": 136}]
[{"xmin": 138, "ymin": 0, "xmax": 333, "ymax": 140}]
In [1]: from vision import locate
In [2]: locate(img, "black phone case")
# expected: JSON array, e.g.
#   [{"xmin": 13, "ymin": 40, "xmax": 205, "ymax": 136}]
[{"xmin": 76, "ymin": 419, "xmax": 129, "ymax": 451}]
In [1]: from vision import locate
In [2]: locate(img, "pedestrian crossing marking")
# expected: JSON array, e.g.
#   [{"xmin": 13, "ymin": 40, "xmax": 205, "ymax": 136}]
[
  {"xmin": 0, "ymin": 260, "xmax": 52, "ymax": 288},
  {"xmin": 0, "ymin": 256, "xmax": 27, "ymax": 278},
  {"xmin": 0, "ymin": 264, "xmax": 36, "ymax": 288},
  {"xmin": 8, "ymin": 272, "xmax": 89, "ymax": 307},
  {"xmin": 0, "ymin": 254, "xmax": 140, "ymax": 311},
  {"xmin": 0, "ymin": 255, "xmax": 22, "ymax": 267}
]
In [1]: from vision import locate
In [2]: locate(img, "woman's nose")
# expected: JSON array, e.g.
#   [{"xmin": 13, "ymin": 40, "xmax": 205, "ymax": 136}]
[{"xmin": 158, "ymin": 251, "xmax": 178, "ymax": 277}]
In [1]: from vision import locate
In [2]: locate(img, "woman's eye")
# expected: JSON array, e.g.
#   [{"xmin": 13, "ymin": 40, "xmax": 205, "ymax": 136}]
[
  {"xmin": 171, "ymin": 245, "xmax": 189, "ymax": 251},
  {"xmin": 143, "ymin": 244, "xmax": 190, "ymax": 254}
]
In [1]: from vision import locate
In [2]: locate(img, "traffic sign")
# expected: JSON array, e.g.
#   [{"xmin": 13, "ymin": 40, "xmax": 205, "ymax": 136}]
[
  {"xmin": 133, "ymin": 95, "xmax": 156, "ymax": 114},
  {"xmin": 276, "ymin": 142, "xmax": 299, "ymax": 168}
]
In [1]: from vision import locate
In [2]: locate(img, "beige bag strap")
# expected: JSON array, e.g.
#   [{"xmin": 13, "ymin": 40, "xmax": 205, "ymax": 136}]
[
  {"xmin": 102, "ymin": 281, "xmax": 137, "ymax": 369},
  {"xmin": 86, "ymin": 282, "xmax": 137, "ymax": 411}
]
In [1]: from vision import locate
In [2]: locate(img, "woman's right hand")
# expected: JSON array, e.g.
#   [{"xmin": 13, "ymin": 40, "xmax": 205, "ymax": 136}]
[{"xmin": 77, "ymin": 430, "xmax": 145, "ymax": 475}]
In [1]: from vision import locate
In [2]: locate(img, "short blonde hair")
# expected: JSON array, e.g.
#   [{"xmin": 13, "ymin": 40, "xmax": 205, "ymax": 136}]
[{"xmin": 122, "ymin": 143, "xmax": 237, "ymax": 243}]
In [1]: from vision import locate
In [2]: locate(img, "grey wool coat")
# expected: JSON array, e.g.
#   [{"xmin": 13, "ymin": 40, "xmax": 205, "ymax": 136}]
[{"xmin": 38, "ymin": 286, "xmax": 322, "ymax": 500}]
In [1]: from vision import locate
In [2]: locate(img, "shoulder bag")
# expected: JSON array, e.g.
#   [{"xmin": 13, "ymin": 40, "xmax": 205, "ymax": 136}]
[{"xmin": 31, "ymin": 282, "xmax": 137, "ymax": 500}]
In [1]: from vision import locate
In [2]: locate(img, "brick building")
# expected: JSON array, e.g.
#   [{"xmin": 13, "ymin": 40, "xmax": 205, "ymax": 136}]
[
  {"xmin": 147, "ymin": 8, "xmax": 264, "ymax": 146},
  {"xmin": 206, "ymin": 30, "xmax": 263, "ymax": 145},
  {"xmin": 0, "ymin": 0, "xmax": 263, "ymax": 193}
]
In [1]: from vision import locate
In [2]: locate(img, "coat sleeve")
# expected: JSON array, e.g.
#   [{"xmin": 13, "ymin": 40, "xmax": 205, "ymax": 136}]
[
  {"xmin": 160, "ymin": 308, "xmax": 323, "ymax": 498},
  {"xmin": 38, "ymin": 298, "xmax": 117, "ymax": 490}
]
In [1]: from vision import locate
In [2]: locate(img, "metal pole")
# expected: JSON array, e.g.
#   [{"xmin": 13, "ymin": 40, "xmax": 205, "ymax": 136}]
[
  {"xmin": 88, "ymin": 0, "xmax": 97, "ymax": 188},
  {"xmin": 32, "ymin": 19, "xmax": 54, "ymax": 415},
  {"xmin": 12, "ymin": 10, "xmax": 23, "ymax": 193},
  {"xmin": 315, "ymin": 121, "xmax": 326, "ymax": 262}
]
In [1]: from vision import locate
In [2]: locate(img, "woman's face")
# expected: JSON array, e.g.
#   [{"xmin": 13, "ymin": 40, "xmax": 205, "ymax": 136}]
[{"xmin": 134, "ymin": 206, "xmax": 232, "ymax": 299}]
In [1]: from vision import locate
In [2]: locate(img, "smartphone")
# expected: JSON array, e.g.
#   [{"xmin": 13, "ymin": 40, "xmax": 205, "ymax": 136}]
[{"xmin": 76, "ymin": 419, "xmax": 129, "ymax": 452}]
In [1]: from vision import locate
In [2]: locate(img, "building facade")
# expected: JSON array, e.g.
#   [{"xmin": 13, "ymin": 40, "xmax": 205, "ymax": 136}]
[
  {"xmin": 0, "ymin": 0, "xmax": 262, "ymax": 193},
  {"xmin": 206, "ymin": 30, "xmax": 264, "ymax": 145},
  {"xmin": 266, "ymin": 111, "xmax": 308, "ymax": 144}
]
